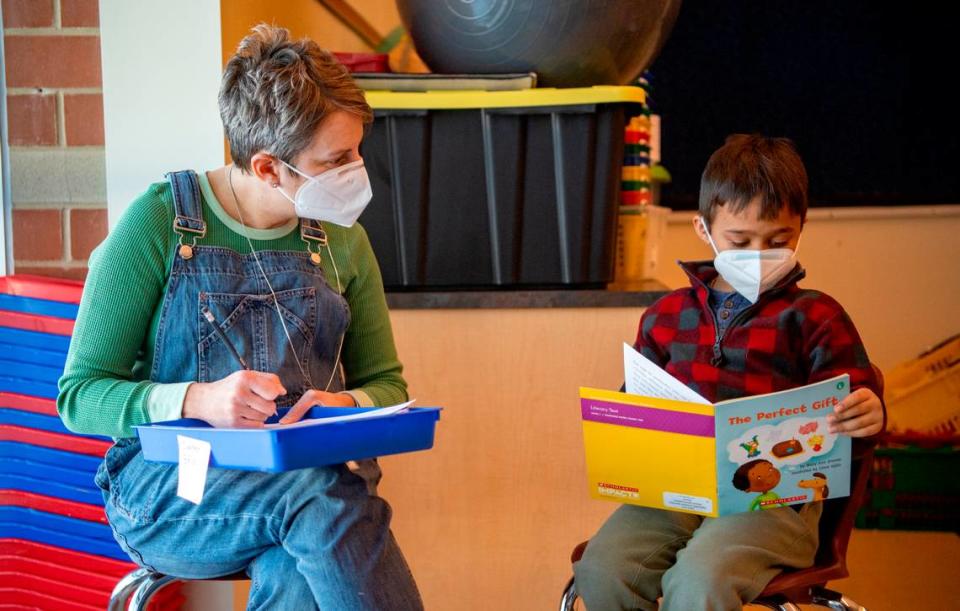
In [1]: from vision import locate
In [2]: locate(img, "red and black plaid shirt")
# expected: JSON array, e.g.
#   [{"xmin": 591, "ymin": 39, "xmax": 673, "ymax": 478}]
[{"xmin": 636, "ymin": 261, "xmax": 884, "ymax": 441}]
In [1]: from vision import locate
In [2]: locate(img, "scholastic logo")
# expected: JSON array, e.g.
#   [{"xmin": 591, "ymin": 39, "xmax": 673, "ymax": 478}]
[
  {"xmin": 598, "ymin": 482, "xmax": 640, "ymax": 499},
  {"xmin": 761, "ymin": 494, "xmax": 807, "ymax": 507}
]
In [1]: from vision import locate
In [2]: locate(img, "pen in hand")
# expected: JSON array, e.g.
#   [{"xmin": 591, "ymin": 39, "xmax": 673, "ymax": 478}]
[{"xmin": 201, "ymin": 306, "xmax": 250, "ymax": 371}]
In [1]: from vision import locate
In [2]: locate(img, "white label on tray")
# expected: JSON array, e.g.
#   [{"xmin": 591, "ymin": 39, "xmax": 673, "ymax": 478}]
[{"xmin": 177, "ymin": 435, "xmax": 211, "ymax": 504}]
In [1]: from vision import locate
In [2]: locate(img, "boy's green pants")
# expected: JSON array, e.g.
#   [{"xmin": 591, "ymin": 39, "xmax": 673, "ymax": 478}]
[{"xmin": 573, "ymin": 502, "xmax": 822, "ymax": 610}]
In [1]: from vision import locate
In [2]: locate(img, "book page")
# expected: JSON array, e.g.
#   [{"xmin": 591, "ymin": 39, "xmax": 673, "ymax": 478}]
[{"xmin": 623, "ymin": 343, "xmax": 710, "ymax": 405}]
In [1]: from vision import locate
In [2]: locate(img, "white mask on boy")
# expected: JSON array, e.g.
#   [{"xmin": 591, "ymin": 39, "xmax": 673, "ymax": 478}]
[
  {"xmin": 276, "ymin": 159, "xmax": 372, "ymax": 227},
  {"xmin": 699, "ymin": 217, "xmax": 799, "ymax": 303}
]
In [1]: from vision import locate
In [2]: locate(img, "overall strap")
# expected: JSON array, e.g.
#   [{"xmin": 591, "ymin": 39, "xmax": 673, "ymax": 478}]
[{"xmin": 165, "ymin": 170, "xmax": 206, "ymax": 259}]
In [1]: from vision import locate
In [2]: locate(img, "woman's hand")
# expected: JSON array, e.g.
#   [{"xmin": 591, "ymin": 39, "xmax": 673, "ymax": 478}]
[
  {"xmin": 182, "ymin": 370, "xmax": 286, "ymax": 428},
  {"xmin": 827, "ymin": 387, "xmax": 884, "ymax": 437},
  {"xmin": 279, "ymin": 389, "xmax": 357, "ymax": 424}
]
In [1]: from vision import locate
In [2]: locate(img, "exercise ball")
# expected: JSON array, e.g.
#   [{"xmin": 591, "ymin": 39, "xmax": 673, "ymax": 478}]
[{"xmin": 396, "ymin": 0, "xmax": 682, "ymax": 87}]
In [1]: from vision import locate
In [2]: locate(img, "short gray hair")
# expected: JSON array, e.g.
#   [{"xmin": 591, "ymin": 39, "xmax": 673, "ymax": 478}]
[{"xmin": 219, "ymin": 24, "xmax": 373, "ymax": 171}]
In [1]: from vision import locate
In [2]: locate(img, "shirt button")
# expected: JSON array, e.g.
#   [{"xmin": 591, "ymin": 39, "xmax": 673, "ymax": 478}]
[
  {"xmin": 720, "ymin": 310, "xmax": 730, "ymax": 320},
  {"xmin": 724, "ymin": 300, "xmax": 734, "ymax": 308}
]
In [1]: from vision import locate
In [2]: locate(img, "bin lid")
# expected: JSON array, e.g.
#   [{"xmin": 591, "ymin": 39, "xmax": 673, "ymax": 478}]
[{"xmin": 366, "ymin": 85, "xmax": 645, "ymax": 110}]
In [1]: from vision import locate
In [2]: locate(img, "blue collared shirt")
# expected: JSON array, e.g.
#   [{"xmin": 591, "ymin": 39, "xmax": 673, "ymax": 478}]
[{"xmin": 708, "ymin": 286, "xmax": 752, "ymax": 335}]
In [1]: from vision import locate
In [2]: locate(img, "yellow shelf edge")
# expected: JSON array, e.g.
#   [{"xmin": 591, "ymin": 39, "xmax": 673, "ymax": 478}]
[{"xmin": 366, "ymin": 85, "xmax": 646, "ymax": 110}]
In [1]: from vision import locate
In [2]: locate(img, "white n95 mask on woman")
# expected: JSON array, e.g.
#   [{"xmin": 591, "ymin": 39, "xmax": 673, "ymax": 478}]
[
  {"xmin": 700, "ymin": 217, "xmax": 799, "ymax": 303},
  {"xmin": 277, "ymin": 159, "xmax": 373, "ymax": 227}
]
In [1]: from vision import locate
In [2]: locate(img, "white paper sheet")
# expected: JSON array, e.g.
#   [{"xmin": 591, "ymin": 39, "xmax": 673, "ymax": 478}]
[
  {"xmin": 176, "ymin": 435, "xmax": 211, "ymax": 504},
  {"xmin": 263, "ymin": 400, "xmax": 416, "ymax": 429},
  {"xmin": 623, "ymin": 343, "xmax": 710, "ymax": 404}
]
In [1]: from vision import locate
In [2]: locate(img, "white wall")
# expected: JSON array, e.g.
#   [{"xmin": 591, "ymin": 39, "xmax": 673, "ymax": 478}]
[
  {"xmin": 100, "ymin": 3, "xmax": 234, "ymax": 607},
  {"xmin": 0, "ymin": 18, "xmax": 11, "ymax": 273},
  {"xmin": 652, "ymin": 205, "xmax": 960, "ymax": 371},
  {"xmin": 99, "ymin": 0, "xmax": 225, "ymax": 227},
  {"xmin": 0, "ymin": 105, "xmax": 8, "ymax": 274}
]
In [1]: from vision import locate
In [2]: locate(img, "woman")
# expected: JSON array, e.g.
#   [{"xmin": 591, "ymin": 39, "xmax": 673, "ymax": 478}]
[{"xmin": 57, "ymin": 24, "xmax": 423, "ymax": 610}]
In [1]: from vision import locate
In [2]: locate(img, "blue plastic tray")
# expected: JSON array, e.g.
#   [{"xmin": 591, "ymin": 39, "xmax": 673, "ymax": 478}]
[
  {"xmin": 0, "ymin": 441, "xmax": 102, "ymax": 473},
  {"xmin": 0, "ymin": 293, "xmax": 79, "ymax": 320},
  {"xmin": 0, "ymin": 517, "xmax": 124, "ymax": 561},
  {"xmin": 136, "ymin": 406, "xmax": 441, "ymax": 472},
  {"xmin": 0, "ymin": 327, "xmax": 72, "ymax": 353},
  {"xmin": 0, "ymin": 376, "xmax": 58, "ymax": 399},
  {"xmin": 0, "ymin": 456, "xmax": 99, "ymax": 489},
  {"xmin": 0, "ymin": 473, "xmax": 103, "ymax": 505},
  {"xmin": 0, "ymin": 359, "xmax": 63, "ymax": 384},
  {"xmin": 0, "ymin": 506, "xmax": 113, "ymax": 541},
  {"xmin": 0, "ymin": 342, "xmax": 67, "ymax": 368},
  {"xmin": 0, "ymin": 408, "xmax": 110, "ymax": 440},
  {"xmin": 0, "ymin": 409, "xmax": 72, "ymax": 433}
]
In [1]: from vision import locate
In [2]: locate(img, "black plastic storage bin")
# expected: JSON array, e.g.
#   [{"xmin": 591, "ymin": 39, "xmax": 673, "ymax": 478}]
[{"xmin": 359, "ymin": 86, "xmax": 646, "ymax": 290}]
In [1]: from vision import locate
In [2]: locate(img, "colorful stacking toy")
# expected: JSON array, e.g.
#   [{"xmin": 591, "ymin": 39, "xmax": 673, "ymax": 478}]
[
  {"xmin": 611, "ymin": 73, "xmax": 671, "ymax": 289},
  {"xmin": 0, "ymin": 275, "xmax": 183, "ymax": 610},
  {"xmin": 620, "ymin": 73, "xmax": 654, "ymax": 207}
]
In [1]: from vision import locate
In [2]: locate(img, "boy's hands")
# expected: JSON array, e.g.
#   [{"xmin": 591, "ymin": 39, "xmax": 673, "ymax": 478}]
[
  {"xmin": 828, "ymin": 388, "xmax": 883, "ymax": 437},
  {"xmin": 279, "ymin": 389, "xmax": 357, "ymax": 424}
]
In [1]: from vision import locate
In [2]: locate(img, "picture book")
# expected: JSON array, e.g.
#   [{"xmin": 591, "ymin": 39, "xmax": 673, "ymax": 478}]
[{"xmin": 578, "ymin": 344, "xmax": 851, "ymax": 516}]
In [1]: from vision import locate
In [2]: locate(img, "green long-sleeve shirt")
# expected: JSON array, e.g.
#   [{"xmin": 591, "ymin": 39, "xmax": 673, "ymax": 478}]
[{"xmin": 57, "ymin": 171, "xmax": 406, "ymax": 438}]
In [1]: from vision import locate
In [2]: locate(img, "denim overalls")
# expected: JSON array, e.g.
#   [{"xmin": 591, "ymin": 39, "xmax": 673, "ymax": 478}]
[{"xmin": 94, "ymin": 171, "xmax": 422, "ymax": 610}]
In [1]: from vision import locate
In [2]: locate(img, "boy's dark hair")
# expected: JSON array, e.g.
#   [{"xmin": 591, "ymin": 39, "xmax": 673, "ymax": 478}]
[
  {"xmin": 732, "ymin": 459, "xmax": 770, "ymax": 491},
  {"xmin": 699, "ymin": 134, "xmax": 808, "ymax": 227}
]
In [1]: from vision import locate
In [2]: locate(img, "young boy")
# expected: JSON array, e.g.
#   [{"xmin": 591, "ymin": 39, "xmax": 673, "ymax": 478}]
[{"xmin": 573, "ymin": 134, "xmax": 884, "ymax": 610}]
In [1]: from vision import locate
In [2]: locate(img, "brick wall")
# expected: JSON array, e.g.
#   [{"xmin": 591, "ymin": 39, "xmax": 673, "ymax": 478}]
[{"xmin": 3, "ymin": 0, "xmax": 106, "ymax": 280}]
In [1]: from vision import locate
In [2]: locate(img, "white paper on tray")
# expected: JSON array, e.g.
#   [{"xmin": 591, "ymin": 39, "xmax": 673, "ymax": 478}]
[
  {"xmin": 176, "ymin": 434, "xmax": 211, "ymax": 504},
  {"xmin": 262, "ymin": 400, "xmax": 416, "ymax": 430}
]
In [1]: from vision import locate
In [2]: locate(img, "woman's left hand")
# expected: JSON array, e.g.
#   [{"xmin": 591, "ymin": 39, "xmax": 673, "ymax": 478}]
[
  {"xmin": 279, "ymin": 389, "xmax": 357, "ymax": 424},
  {"xmin": 827, "ymin": 387, "xmax": 884, "ymax": 437}
]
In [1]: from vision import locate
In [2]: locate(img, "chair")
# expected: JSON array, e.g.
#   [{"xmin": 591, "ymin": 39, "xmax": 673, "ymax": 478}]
[
  {"xmin": 560, "ymin": 449, "xmax": 874, "ymax": 611},
  {"xmin": 747, "ymin": 450, "xmax": 873, "ymax": 610},
  {"xmin": 107, "ymin": 568, "xmax": 247, "ymax": 611},
  {"xmin": 560, "ymin": 450, "xmax": 873, "ymax": 611},
  {"xmin": 562, "ymin": 366, "xmax": 885, "ymax": 611}
]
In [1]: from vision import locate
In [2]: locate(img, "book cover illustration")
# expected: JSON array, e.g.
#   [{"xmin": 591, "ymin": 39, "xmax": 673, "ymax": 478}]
[
  {"xmin": 578, "ymin": 344, "xmax": 851, "ymax": 516},
  {"xmin": 715, "ymin": 377, "xmax": 851, "ymax": 514}
]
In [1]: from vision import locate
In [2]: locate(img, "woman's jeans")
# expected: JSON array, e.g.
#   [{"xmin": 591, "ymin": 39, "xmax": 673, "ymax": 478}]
[{"xmin": 96, "ymin": 438, "xmax": 423, "ymax": 610}]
